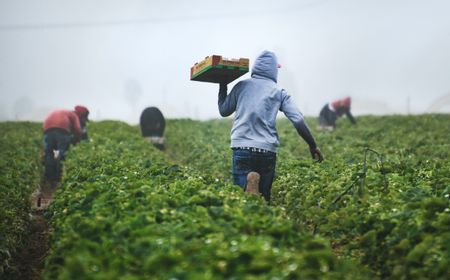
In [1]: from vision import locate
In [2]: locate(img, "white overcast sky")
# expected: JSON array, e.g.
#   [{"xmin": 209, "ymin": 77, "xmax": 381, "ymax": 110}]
[{"xmin": 1, "ymin": 0, "xmax": 449, "ymax": 123}]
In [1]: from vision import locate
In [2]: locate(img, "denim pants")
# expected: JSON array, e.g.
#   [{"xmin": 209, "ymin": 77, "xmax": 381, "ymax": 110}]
[
  {"xmin": 232, "ymin": 148, "xmax": 277, "ymax": 202},
  {"xmin": 44, "ymin": 128, "xmax": 72, "ymax": 180}
]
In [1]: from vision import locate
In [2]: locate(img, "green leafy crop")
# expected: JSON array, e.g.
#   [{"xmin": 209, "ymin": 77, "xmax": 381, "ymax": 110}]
[
  {"xmin": 0, "ymin": 122, "xmax": 43, "ymax": 275},
  {"xmin": 166, "ymin": 115, "xmax": 450, "ymax": 279},
  {"xmin": 43, "ymin": 121, "xmax": 366, "ymax": 279},
  {"xmin": 3, "ymin": 115, "xmax": 449, "ymax": 279}
]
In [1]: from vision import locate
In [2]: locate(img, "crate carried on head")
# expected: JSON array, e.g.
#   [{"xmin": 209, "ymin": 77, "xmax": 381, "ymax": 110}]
[{"xmin": 190, "ymin": 55, "xmax": 249, "ymax": 84}]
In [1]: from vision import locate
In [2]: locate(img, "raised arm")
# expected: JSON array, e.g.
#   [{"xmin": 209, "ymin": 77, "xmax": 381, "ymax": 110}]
[{"xmin": 218, "ymin": 83, "xmax": 238, "ymax": 117}]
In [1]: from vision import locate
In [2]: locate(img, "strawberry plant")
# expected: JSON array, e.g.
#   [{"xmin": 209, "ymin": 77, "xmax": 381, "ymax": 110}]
[
  {"xmin": 43, "ymin": 121, "xmax": 366, "ymax": 279},
  {"xmin": 0, "ymin": 122, "xmax": 43, "ymax": 275},
  {"xmin": 165, "ymin": 114, "xmax": 450, "ymax": 279},
  {"xmin": 3, "ymin": 114, "xmax": 449, "ymax": 279},
  {"xmin": 274, "ymin": 115, "xmax": 450, "ymax": 279}
]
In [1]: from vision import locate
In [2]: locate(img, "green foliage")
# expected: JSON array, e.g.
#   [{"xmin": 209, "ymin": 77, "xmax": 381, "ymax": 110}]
[
  {"xmin": 166, "ymin": 114, "xmax": 450, "ymax": 279},
  {"xmin": 3, "ymin": 115, "xmax": 449, "ymax": 279},
  {"xmin": 0, "ymin": 122, "xmax": 43, "ymax": 275},
  {"xmin": 165, "ymin": 119, "xmax": 231, "ymax": 180},
  {"xmin": 271, "ymin": 115, "xmax": 450, "ymax": 279},
  {"xmin": 43, "ymin": 121, "xmax": 366, "ymax": 279}
]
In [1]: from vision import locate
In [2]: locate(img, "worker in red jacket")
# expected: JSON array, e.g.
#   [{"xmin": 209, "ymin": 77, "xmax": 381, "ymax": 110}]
[
  {"xmin": 318, "ymin": 96, "xmax": 356, "ymax": 131},
  {"xmin": 43, "ymin": 106, "xmax": 88, "ymax": 181}
]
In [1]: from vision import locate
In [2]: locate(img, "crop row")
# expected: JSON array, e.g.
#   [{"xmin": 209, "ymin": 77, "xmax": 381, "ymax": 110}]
[
  {"xmin": 0, "ymin": 122, "xmax": 43, "ymax": 275},
  {"xmin": 43, "ymin": 121, "xmax": 366, "ymax": 279},
  {"xmin": 165, "ymin": 115, "xmax": 450, "ymax": 279},
  {"xmin": 273, "ymin": 115, "xmax": 450, "ymax": 279}
]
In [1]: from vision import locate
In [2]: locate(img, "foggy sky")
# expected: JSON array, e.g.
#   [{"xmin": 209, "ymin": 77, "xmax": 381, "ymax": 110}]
[{"xmin": 1, "ymin": 0, "xmax": 450, "ymax": 123}]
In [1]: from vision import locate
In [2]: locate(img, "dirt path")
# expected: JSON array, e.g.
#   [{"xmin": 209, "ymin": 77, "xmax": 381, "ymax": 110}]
[
  {"xmin": 6, "ymin": 210, "xmax": 50, "ymax": 279},
  {"xmin": 4, "ymin": 182, "xmax": 56, "ymax": 279}
]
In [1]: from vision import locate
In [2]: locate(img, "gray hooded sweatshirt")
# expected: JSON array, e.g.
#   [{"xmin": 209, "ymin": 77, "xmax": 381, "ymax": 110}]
[{"xmin": 218, "ymin": 50, "xmax": 316, "ymax": 153}]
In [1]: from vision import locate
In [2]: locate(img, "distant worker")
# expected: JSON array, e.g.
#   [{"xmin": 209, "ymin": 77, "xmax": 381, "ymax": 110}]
[
  {"xmin": 318, "ymin": 96, "xmax": 356, "ymax": 131},
  {"xmin": 74, "ymin": 105, "xmax": 90, "ymax": 140},
  {"xmin": 140, "ymin": 107, "xmax": 165, "ymax": 150},
  {"xmin": 43, "ymin": 106, "xmax": 88, "ymax": 182},
  {"xmin": 218, "ymin": 50, "xmax": 323, "ymax": 202}
]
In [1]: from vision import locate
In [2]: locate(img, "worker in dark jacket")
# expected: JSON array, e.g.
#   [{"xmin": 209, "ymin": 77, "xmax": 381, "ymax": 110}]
[
  {"xmin": 218, "ymin": 50, "xmax": 323, "ymax": 202},
  {"xmin": 43, "ymin": 107, "xmax": 86, "ymax": 181},
  {"xmin": 139, "ymin": 107, "xmax": 165, "ymax": 150},
  {"xmin": 318, "ymin": 97, "xmax": 356, "ymax": 131}
]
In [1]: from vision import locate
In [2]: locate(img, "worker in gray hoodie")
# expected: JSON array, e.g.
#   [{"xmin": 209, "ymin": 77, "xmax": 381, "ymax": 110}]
[{"xmin": 218, "ymin": 50, "xmax": 323, "ymax": 202}]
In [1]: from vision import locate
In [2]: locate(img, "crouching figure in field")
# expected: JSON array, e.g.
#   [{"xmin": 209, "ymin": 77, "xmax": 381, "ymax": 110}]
[
  {"xmin": 318, "ymin": 96, "xmax": 356, "ymax": 131},
  {"xmin": 139, "ymin": 107, "xmax": 165, "ymax": 150}
]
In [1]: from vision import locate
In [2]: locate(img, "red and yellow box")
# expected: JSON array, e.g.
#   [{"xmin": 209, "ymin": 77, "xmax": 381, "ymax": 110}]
[{"xmin": 190, "ymin": 55, "xmax": 249, "ymax": 84}]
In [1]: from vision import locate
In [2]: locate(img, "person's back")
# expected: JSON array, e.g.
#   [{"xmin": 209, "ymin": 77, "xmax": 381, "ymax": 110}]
[
  {"xmin": 140, "ymin": 107, "xmax": 165, "ymax": 150},
  {"xmin": 331, "ymin": 97, "xmax": 352, "ymax": 117},
  {"xmin": 43, "ymin": 109, "xmax": 80, "ymax": 135},
  {"xmin": 220, "ymin": 51, "xmax": 303, "ymax": 153},
  {"xmin": 225, "ymin": 67, "xmax": 282, "ymax": 152},
  {"xmin": 218, "ymin": 50, "xmax": 323, "ymax": 201}
]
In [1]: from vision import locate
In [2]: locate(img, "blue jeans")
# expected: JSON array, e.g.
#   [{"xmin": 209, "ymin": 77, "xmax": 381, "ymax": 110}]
[
  {"xmin": 44, "ymin": 128, "xmax": 72, "ymax": 180},
  {"xmin": 232, "ymin": 148, "xmax": 277, "ymax": 202}
]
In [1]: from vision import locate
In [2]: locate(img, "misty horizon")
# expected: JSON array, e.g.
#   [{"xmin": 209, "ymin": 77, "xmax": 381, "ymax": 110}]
[{"xmin": 1, "ymin": 0, "xmax": 450, "ymax": 123}]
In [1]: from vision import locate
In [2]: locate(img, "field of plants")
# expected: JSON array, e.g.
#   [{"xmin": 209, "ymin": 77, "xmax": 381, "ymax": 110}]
[
  {"xmin": 0, "ymin": 122, "xmax": 43, "ymax": 275},
  {"xmin": 1, "ymin": 114, "xmax": 449, "ymax": 279},
  {"xmin": 165, "ymin": 115, "xmax": 450, "ymax": 279}
]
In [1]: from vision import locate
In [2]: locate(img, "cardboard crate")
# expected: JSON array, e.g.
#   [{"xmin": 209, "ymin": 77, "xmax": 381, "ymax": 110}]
[{"xmin": 190, "ymin": 55, "xmax": 249, "ymax": 84}]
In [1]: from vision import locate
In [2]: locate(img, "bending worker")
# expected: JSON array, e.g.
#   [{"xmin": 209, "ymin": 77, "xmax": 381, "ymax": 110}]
[
  {"xmin": 139, "ymin": 106, "xmax": 166, "ymax": 150},
  {"xmin": 218, "ymin": 50, "xmax": 323, "ymax": 202},
  {"xmin": 318, "ymin": 96, "xmax": 356, "ymax": 130},
  {"xmin": 43, "ymin": 106, "xmax": 88, "ymax": 181}
]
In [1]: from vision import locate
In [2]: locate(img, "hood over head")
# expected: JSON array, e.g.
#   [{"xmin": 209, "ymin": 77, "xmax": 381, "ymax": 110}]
[{"xmin": 251, "ymin": 50, "xmax": 279, "ymax": 82}]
